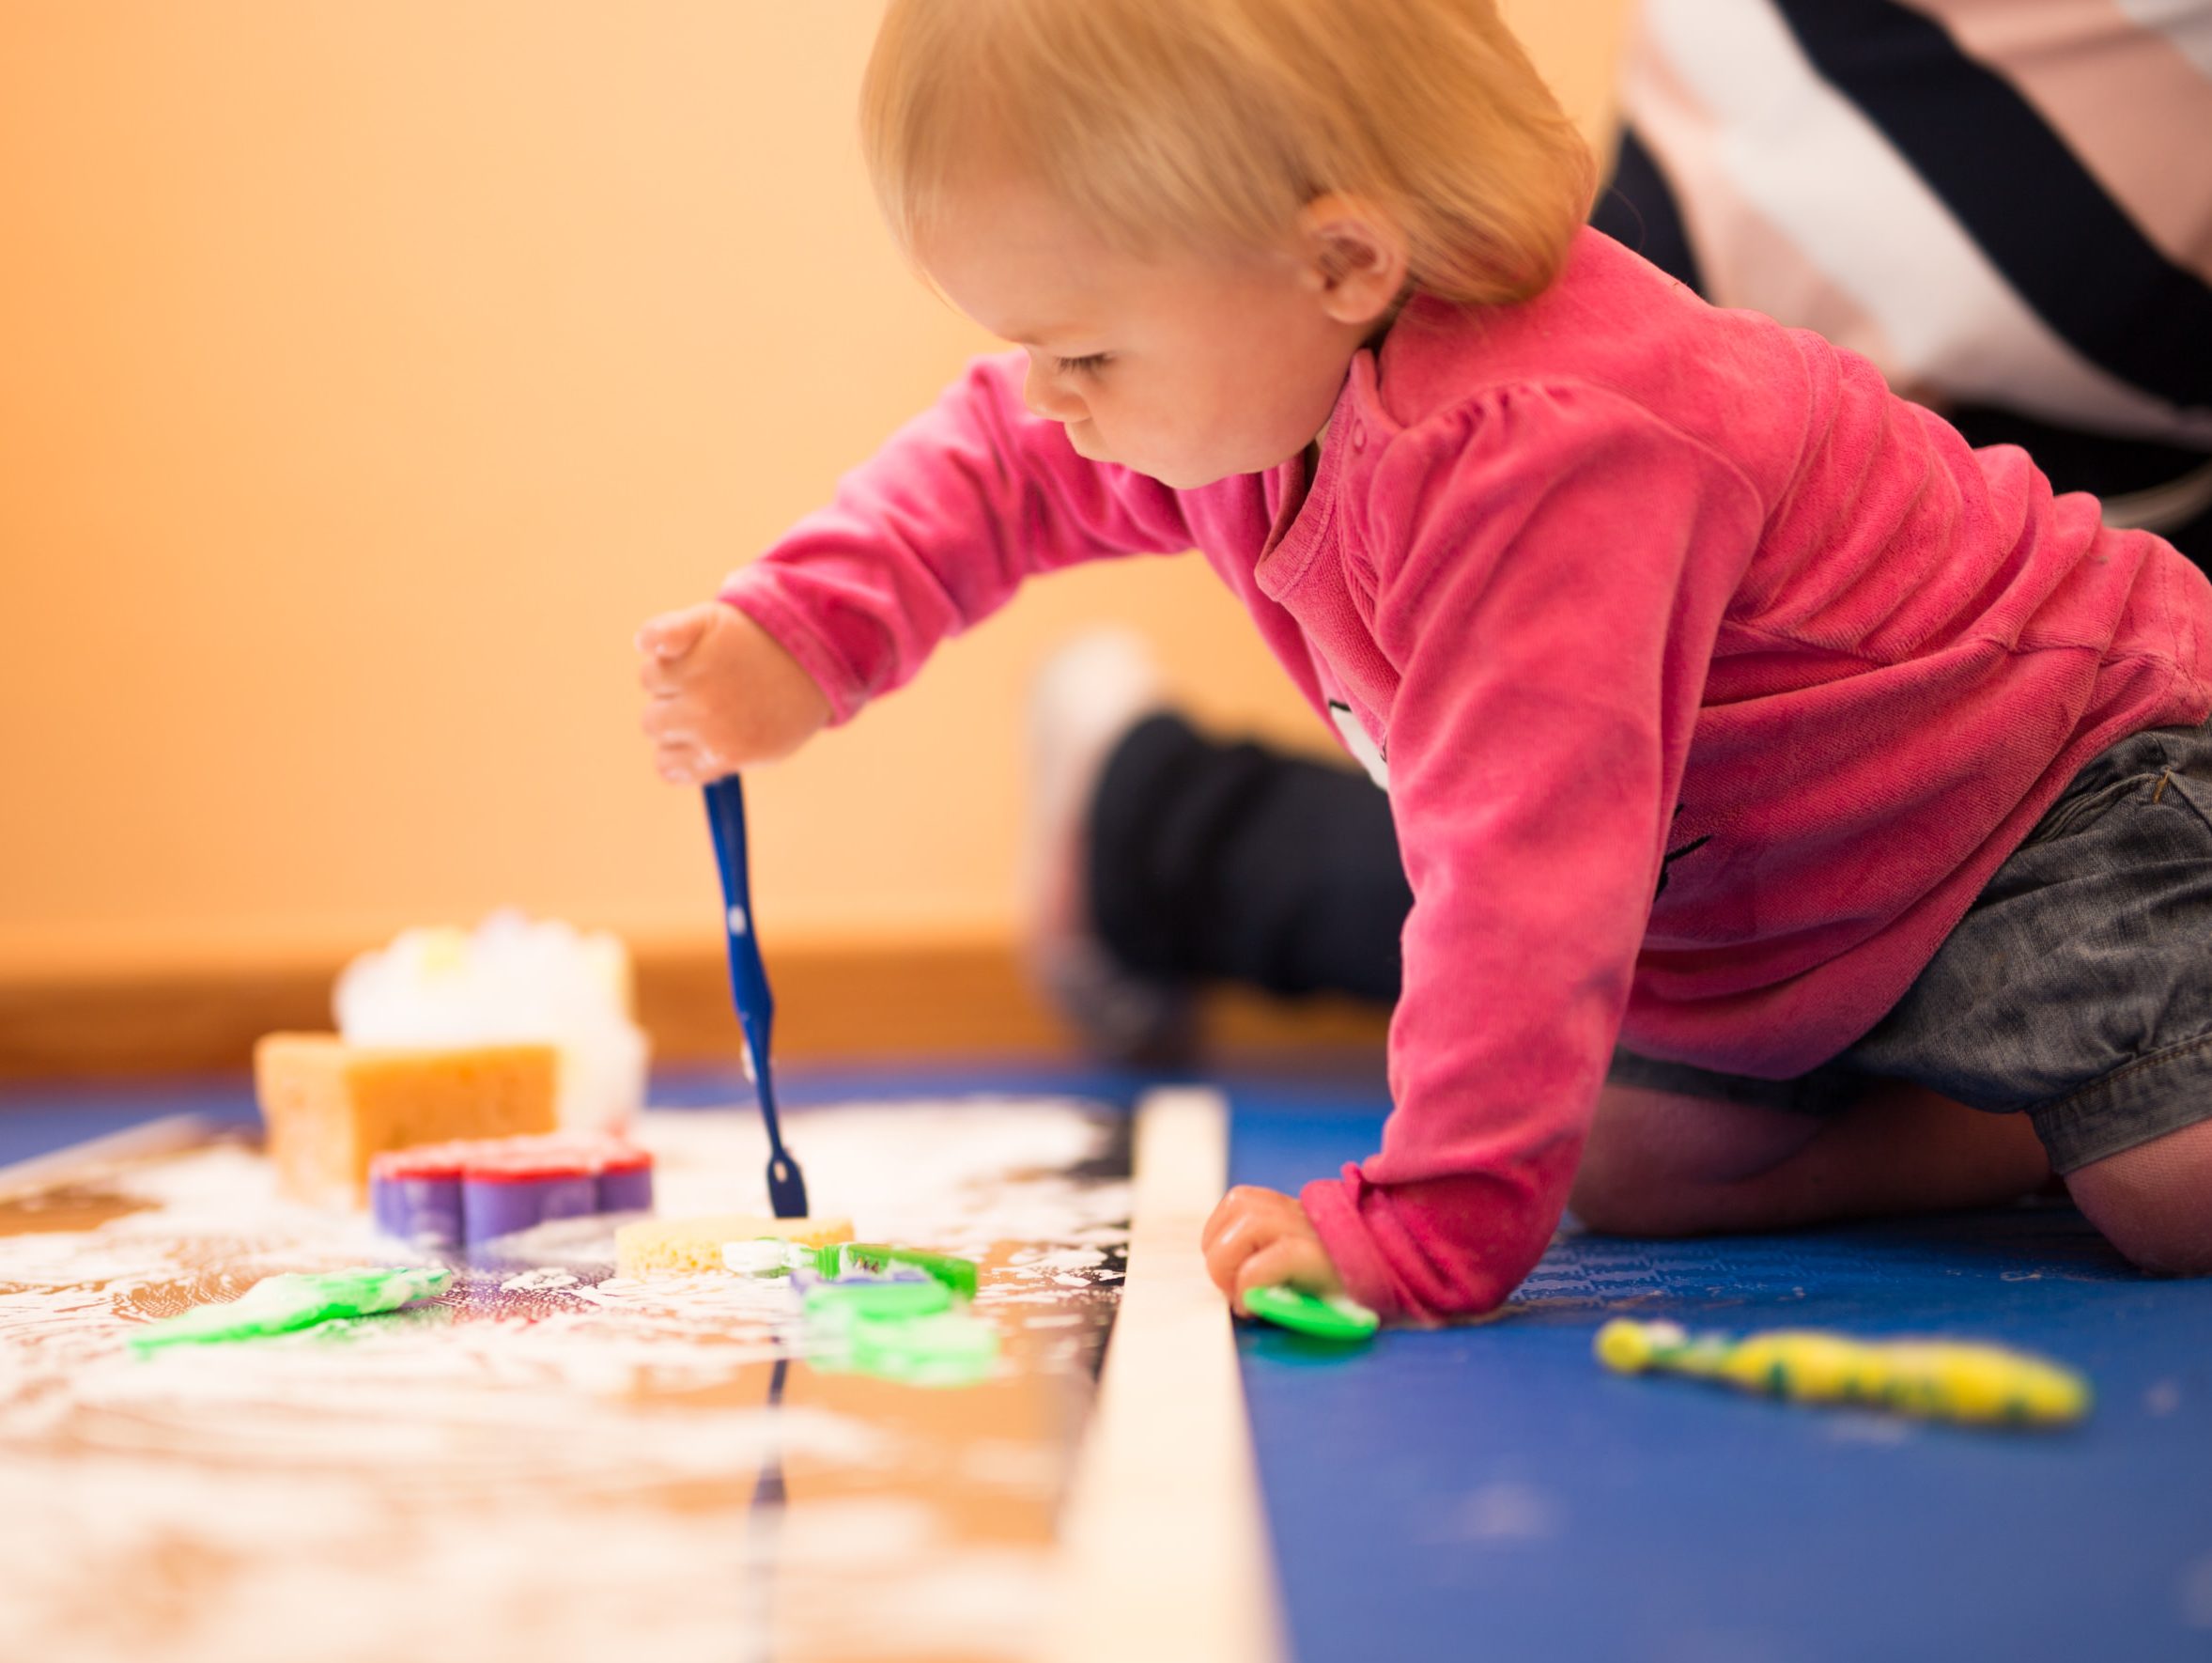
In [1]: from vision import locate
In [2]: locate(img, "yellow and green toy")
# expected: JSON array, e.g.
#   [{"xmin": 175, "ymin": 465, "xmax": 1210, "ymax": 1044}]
[{"xmin": 1594, "ymin": 1317, "xmax": 2091, "ymax": 1428}]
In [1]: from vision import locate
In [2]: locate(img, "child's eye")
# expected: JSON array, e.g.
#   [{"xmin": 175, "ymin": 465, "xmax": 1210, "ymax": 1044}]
[{"xmin": 1055, "ymin": 352, "xmax": 1110, "ymax": 377}]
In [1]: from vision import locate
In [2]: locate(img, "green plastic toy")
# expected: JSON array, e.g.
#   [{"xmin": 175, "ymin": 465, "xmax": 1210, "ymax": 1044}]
[
  {"xmin": 845, "ymin": 1308, "xmax": 1000, "ymax": 1387},
  {"xmin": 1244, "ymin": 1285, "xmax": 1380, "ymax": 1343},
  {"xmin": 801, "ymin": 1276, "xmax": 953, "ymax": 1323},
  {"xmin": 796, "ymin": 1253, "xmax": 999, "ymax": 1388},
  {"xmin": 129, "ymin": 1267, "xmax": 453, "ymax": 1356},
  {"xmin": 838, "ymin": 1243, "xmax": 981, "ymax": 1298}
]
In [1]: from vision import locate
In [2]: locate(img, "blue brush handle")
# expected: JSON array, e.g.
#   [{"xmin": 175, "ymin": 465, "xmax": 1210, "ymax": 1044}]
[{"xmin": 703, "ymin": 775, "xmax": 810, "ymax": 1220}]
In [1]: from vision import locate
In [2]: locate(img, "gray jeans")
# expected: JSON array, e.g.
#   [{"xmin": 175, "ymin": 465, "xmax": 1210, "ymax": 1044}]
[{"xmin": 1612, "ymin": 721, "xmax": 2212, "ymax": 1173}]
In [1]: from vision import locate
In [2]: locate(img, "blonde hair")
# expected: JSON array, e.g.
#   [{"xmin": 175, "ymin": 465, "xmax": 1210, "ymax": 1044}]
[{"xmin": 860, "ymin": 0, "xmax": 1595, "ymax": 308}]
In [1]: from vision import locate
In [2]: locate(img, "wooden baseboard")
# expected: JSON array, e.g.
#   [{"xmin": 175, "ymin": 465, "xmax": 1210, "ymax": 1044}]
[{"xmin": 0, "ymin": 934, "xmax": 1386, "ymax": 1080}]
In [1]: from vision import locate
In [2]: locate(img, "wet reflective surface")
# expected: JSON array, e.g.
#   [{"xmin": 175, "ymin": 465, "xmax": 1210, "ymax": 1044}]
[
  {"xmin": 0, "ymin": 1100, "xmax": 1129, "ymax": 1662},
  {"xmin": 0, "ymin": 1182, "xmax": 156, "ymax": 1236}
]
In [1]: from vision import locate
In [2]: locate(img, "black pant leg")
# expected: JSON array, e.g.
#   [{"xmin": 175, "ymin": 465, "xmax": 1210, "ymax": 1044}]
[
  {"xmin": 2159, "ymin": 499, "xmax": 2212, "ymax": 575},
  {"xmin": 1086, "ymin": 714, "xmax": 1412, "ymax": 1004}
]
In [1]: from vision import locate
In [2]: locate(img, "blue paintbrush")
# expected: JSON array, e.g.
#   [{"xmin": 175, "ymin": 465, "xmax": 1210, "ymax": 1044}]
[{"xmin": 703, "ymin": 775, "xmax": 810, "ymax": 1219}]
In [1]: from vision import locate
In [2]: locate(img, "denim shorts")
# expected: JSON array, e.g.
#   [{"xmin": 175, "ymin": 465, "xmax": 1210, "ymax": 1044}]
[{"xmin": 1611, "ymin": 720, "xmax": 2212, "ymax": 1174}]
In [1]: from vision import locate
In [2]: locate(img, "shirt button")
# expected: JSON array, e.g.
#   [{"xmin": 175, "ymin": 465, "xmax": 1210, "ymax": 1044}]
[{"xmin": 1351, "ymin": 421, "xmax": 1367, "ymax": 453}]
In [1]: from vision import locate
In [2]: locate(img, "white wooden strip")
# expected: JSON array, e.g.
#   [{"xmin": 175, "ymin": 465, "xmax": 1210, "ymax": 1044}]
[{"xmin": 1049, "ymin": 1086, "xmax": 1285, "ymax": 1663}]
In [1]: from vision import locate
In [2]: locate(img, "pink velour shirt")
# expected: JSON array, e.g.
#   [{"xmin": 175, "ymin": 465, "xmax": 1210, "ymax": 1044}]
[{"xmin": 722, "ymin": 228, "xmax": 2212, "ymax": 1323}]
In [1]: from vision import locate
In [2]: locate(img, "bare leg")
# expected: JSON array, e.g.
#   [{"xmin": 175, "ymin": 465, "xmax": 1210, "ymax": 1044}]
[
  {"xmin": 1571, "ymin": 1080, "xmax": 2052, "ymax": 1238},
  {"xmin": 2065, "ymin": 1116, "xmax": 2212, "ymax": 1273}
]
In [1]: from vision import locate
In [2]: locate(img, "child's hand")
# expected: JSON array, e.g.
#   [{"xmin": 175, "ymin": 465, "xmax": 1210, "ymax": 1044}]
[
  {"xmin": 1200, "ymin": 1186, "xmax": 1343, "ymax": 1315},
  {"xmin": 636, "ymin": 602, "xmax": 831, "ymax": 785}
]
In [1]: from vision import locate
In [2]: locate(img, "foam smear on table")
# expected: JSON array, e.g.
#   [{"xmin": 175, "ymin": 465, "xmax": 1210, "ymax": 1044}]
[{"xmin": 0, "ymin": 1097, "xmax": 1131, "ymax": 1663}]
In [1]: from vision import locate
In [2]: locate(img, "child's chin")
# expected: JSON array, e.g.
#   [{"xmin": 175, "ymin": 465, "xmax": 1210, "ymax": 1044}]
[
  {"xmin": 1074, "ymin": 435, "xmax": 1230, "ymax": 490},
  {"xmin": 1127, "ymin": 457, "xmax": 1228, "ymax": 490},
  {"xmin": 1067, "ymin": 434, "xmax": 1120, "ymax": 473},
  {"xmin": 1158, "ymin": 466, "xmax": 1243, "ymax": 490}
]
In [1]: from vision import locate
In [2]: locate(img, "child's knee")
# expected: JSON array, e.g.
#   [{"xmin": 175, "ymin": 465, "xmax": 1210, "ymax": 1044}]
[
  {"xmin": 1568, "ymin": 1154, "xmax": 1679, "ymax": 1236},
  {"xmin": 2065, "ymin": 1117, "xmax": 2212, "ymax": 1275},
  {"xmin": 1570, "ymin": 1084, "xmax": 1820, "ymax": 1236}
]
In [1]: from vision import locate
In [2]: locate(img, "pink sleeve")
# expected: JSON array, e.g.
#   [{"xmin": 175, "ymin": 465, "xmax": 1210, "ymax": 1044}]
[
  {"xmin": 718, "ymin": 352, "xmax": 1194, "ymax": 723},
  {"xmin": 1299, "ymin": 385, "xmax": 1761, "ymax": 1323}
]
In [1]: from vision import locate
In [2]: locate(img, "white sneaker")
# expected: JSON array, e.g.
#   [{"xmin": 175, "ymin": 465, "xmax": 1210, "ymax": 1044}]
[{"xmin": 1020, "ymin": 630, "xmax": 1197, "ymax": 1062}]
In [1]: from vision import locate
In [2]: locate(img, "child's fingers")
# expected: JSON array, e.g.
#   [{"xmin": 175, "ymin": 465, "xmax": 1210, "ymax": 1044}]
[
  {"xmin": 1198, "ymin": 1190, "xmax": 1239, "ymax": 1259},
  {"xmin": 639, "ymin": 693, "xmax": 693, "ymax": 743},
  {"xmin": 1232, "ymin": 1237, "xmax": 1335, "ymax": 1316},
  {"xmin": 653, "ymin": 737, "xmax": 713, "ymax": 785},
  {"xmin": 1200, "ymin": 1226, "xmax": 1251, "ymax": 1299},
  {"xmin": 635, "ymin": 604, "xmax": 714, "ymax": 669},
  {"xmin": 1199, "ymin": 1185, "xmax": 1281, "ymax": 1256},
  {"xmin": 642, "ymin": 697, "xmax": 731, "ymax": 785},
  {"xmin": 1200, "ymin": 1200, "xmax": 1278, "ymax": 1298},
  {"xmin": 639, "ymin": 653, "xmax": 688, "ymax": 695},
  {"xmin": 635, "ymin": 604, "xmax": 706, "ymax": 657}
]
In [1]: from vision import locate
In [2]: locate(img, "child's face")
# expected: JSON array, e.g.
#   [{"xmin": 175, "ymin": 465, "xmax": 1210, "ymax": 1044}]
[{"xmin": 919, "ymin": 180, "xmax": 1370, "ymax": 490}]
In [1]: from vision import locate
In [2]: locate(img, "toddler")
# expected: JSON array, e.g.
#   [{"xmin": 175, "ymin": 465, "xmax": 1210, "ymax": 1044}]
[{"xmin": 637, "ymin": 0, "xmax": 2212, "ymax": 1323}]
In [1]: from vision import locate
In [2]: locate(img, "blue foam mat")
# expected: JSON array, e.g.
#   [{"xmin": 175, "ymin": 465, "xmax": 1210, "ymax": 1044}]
[
  {"xmin": 0, "ymin": 1078, "xmax": 266, "ymax": 1168},
  {"xmin": 1228, "ymin": 1082, "xmax": 2212, "ymax": 1663},
  {"xmin": 0, "ymin": 1060, "xmax": 1157, "ymax": 1171}
]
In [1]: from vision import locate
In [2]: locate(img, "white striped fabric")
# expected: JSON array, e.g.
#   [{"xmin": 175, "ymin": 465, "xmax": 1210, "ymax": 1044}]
[{"xmin": 1624, "ymin": 0, "xmax": 2212, "ymax": 448}]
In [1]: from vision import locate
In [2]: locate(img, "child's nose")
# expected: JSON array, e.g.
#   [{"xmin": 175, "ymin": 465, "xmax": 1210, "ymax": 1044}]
[{"xmin": 1022, "ymin": 356, "xmax": 1085, "ymax": 424}]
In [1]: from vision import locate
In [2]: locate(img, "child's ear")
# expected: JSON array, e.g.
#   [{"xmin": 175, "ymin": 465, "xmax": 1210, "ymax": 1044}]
[{"xmin": 1296, "ymin": 194, "xmax": 1409, "ymax": 328}]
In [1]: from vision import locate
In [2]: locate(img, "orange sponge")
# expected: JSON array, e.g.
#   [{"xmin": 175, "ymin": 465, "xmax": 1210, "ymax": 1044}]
[
  {"xmin": 254, "ymin": 1033, "xmax": 558, "ymax": 1206},
  {"xmin": 615, "ymin": 1213, "xmax": 855, "ymax": 1277}
]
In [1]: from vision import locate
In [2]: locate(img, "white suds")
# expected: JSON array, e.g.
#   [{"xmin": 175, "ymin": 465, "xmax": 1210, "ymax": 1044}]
[
  {"xmin": 499, "ymin": 1267, "xmax": 580, "ymax": 1293},
  {"xmin": 721, "ymin": 1240, "xmax": 789, "ymax": 1274},
  {"xmin": 0, "ymin": 1096, "xmax": 1129, "ymax": 1662}
]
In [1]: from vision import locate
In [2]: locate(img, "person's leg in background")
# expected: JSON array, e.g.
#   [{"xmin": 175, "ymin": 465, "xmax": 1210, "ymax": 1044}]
[
  {"xmin": 1020, "ymin": 629, "xmax": 1409, "ymax": 1062},
  {"xmin": 1085, "ymin": 711, "xmax": 1410, "ymax": 1006}
]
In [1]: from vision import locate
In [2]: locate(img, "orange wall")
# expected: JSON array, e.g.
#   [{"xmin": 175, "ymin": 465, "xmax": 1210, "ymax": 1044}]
[{"xmin": 0, "ymin": 3, "xmax": 1624, "ymax": 978}]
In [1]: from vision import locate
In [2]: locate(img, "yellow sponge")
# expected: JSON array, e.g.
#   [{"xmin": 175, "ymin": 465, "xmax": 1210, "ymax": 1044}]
[
  {"xmin": 616, "ymin": 1214, "xmax": 855, "ymax": 1277},
  {"xmin": 254, "ymin": 1034, "xmax": 558, "ymax": 1207}
]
